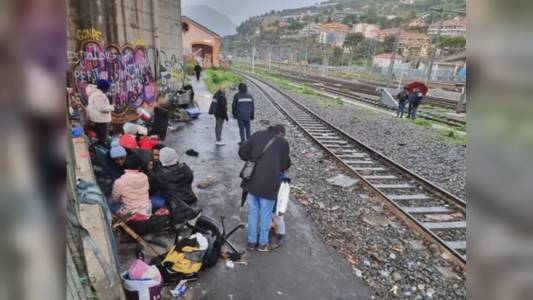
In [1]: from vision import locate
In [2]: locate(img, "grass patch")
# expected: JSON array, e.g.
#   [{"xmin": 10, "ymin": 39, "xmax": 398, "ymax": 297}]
[
  {"xmin": 441, "ymin": 129, "xmax": 466, "ymax": 145},
  {"xmin": 414, "ymin": 118, "xmax": 433, "ymax": 127},
  {"xmin": 204, "ymin": 69, "xmax": 244, "ymax": 93}
]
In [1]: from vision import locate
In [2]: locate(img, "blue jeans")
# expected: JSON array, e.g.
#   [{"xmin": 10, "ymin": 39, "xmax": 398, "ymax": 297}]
[
  {"xmin": 237, "ymin": 119, "xmax": 251, "ymax": 142},
  {"xmin": 247, "ymin": 193, "xmax": 275, "ymax": 245},
  {"xmin": 397, "ymin": 101, "xmax": 406, "ymax": 117},
  {"xmin": 410, "ymin": 106, "xmax": 418, "ymax": 119}
]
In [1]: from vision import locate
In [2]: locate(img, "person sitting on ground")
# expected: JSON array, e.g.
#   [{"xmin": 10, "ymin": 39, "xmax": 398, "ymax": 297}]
[
  {"xmin": 110, "ymin": 154, "xmax": 152, "ymax": 220},
  {"xmin": 395, "ymin": 86, "xmax": 410, "ymax": 118},
  {"xmin": 239, "ymin": 124, "xmax": 291, "ymax": 252},
  {"xmin": 148, "ymin": 143, "xmax": 165, "ymax": 172},
  {"xmin": 119, "ymin": 122, "xmax": 140, "ymax": 150},
  {"xmin": 86, "ymin": 79, "xmax": 115, "ymax": 147},
  {"xmin": 149, "ymin": 147, "xmax": 200, "ymax": 224}
]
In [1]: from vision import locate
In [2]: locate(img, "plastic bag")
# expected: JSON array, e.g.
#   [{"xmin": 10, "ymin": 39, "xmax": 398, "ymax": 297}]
[{"xmin": 276, "ymin": 182, "xmax": 290, "ymax": 215}]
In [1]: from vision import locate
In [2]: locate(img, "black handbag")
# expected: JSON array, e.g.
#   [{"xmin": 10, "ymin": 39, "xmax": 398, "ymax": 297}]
[{"xmin": 239, "ymin": 137, "xmax": 277, "ymax": 180}]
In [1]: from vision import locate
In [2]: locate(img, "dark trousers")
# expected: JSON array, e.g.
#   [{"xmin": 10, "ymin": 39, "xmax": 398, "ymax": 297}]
[
  {"xmin": 237, "ymin": 119, "xmax": 251, "ymax": 143},
  {"xmin": 195, "ymin": 71, "xmax": 201, "ymax": 81},
  {"xmin": 93, "ymin": 122, "xmax": 109, "ymax": 147},
  {"xmin": 215, "ymin": 117, "xmax": 224, "ymax": 141},
  {"xmin": 397, "ymin": 101, "xmax": 406, "ymax": 118},
  {"xmin": 408, "ymin": 103, "xmax": 419, "ymax": 119}
]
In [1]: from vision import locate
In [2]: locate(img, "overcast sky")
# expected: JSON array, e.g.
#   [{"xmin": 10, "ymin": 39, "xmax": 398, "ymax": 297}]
[{"xmin": 182, "ymin": 0, "xmax": 319, "ymax": 24}]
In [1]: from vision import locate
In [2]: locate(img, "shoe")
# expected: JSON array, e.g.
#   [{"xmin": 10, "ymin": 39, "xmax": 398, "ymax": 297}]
[
  {"xmin": 215, "ymin": 141, "xmax": 225, "ymax": 146},
  {"xmin": 257, "ymin": 244, "xmax": 271, "ymax": 252},
  {"xmin": 247, "ymin": 242, "xmax": 257, "ymax": 251},
  {"xmin": 238, "ymin": 142, "xmax": 243, "ymax": 146},
  {"xmin": 270, "ymin": 235, "xmax": 284, "ymax": 251}
]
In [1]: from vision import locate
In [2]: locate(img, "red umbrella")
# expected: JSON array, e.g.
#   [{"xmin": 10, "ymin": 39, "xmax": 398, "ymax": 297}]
[{"xmin": 406, "ymin": 81, "xmax": 428, "ymax": 96}]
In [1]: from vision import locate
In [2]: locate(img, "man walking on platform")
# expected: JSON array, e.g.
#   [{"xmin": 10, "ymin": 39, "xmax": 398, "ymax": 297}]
[
  {"xmin": 209, "ymin": 85, "xmax": 229, "ymax": 146},
  {"xmin": 232, "ymin": 83, "xmax": 255, "ymax": 145},
  {"xmin": 194, "ymin": 63, "xmax": 202, "ymax": 81},
  {"xmin": 239, "ymin": 125, "xmax": 291, "ymax": 252}
]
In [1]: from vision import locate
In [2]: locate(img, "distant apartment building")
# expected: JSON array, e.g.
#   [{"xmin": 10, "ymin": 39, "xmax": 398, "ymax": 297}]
[
  {"xmin": 318, "ymin": 23, "xmax": 351, "ymax": 47},
  {"xmin": 300, "ymin": 23, "xmax": 322, "ymax": 37},
  {"xmin": 400, "ymin": 0, "xmax": 415, "ymax": 4},
  {"xmin": 353, "ymin": 23, "xmax": 380, "ymax": 38},
  {"xmin": 377, "ymin": 28, "xmax": 431, "ymax": 57},
  {"xmin": 373, "ymin": 53, "xmax": 404, "ymax": 68},
  {"xmin": 428, "ymin": 17, "xmax": 466, "ymax": 36},
  {"xmin": 408, "ymin": 18, "xmax": 428, "ymax": 29}
]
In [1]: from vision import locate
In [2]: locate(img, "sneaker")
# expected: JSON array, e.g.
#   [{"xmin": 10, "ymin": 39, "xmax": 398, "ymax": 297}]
[
  {"xmin": 270, "ymin": 235, "xmax": 284, "ymax": 251},
  {"xmin": 247, "ymin": 242, "xmax": 257, "ymax": 251},
  {"xmin": 257, "ymin": 244, "xmax": 271, "ymax": 252},
  {"xmin": 215, "ymin": 141, "xmax": 225, "ymax": 146}
]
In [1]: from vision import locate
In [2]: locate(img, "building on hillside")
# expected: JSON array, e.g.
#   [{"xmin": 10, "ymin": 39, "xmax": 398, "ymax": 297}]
[
  {"xmin": 373, "ymin": 53, "xmax": 404, "ymax": 68},
  {"xmin": 376, "ymin": 29, "xmax": 431, "ymax": 57},
  {"xmin": 428, "ymin": 17, "xmax": 466, "ymax": 36},
  {"xmin": 353, "ymin": 23, "xmax": 380, "ymax": 38},
  {"xmin": 418, "ymin": 50, "xmax": 466, "ymax": 80},
  {"xmin": 408, "ymin": 18, "xmax": 428, "ymax": 29},
  {"xmin": 318, "ymin": 23, "xmax": 351, "ymax": 47},
  {"xmin": 300, "ymin": 23, "xmax": 322, "ymax": 37},
  {"xmin": 182, "ymin": 16, "xmax": 221, "ymax": 68}
]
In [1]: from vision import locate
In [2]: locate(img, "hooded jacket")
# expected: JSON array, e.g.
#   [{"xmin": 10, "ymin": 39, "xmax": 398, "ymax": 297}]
[
  {"xmin": 111, "ymin": 169, "xmax": 152, "ymax": 217},
  {"xmin": 232, "ymin": 83, "xmax": 255, "ymax": 121},
  {"xmin": 213, "ymin": 90, "xmax": 228, "ymax": 120},
  {"xmin": 149, "ymin": 162, "xmax": 197, "ymax": 207},
  {"xmin": 86, "ymin": 84, "xmax": 114, "ymax": 123},
  {"xmin": 408, "ymin": 91, "xmax": 423, "ymax": 107},
  {"xmin": 239, "ymin": 128, "xmax": 291, "ymax": 200}
]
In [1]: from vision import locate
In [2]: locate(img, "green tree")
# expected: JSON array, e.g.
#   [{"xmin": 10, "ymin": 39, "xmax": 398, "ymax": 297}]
[
  {"xmin": 343, "ymin": 33, "xmax": 365, "ymax": 51},
  {"xmin": 342, "ymin": 14, "xmax": 358, "ymax": 26},
  {"xmin": 331, "ymin": 47, "xmax": 344, "ymax": 66},
  {"xmin": 438, "ymin": 35, "xmax": 466, "ymax": 54},
  {"xmin": 383, "ymin": 35, "xmax": 397, "ymax": 53},
  {"xmin": 287, "ymin": 21, "xmax": 305, "ymax": 31}
]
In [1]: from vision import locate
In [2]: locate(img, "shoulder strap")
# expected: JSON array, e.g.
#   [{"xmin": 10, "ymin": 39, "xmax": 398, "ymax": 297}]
[{"xmin": 255, "ymin": 137, "xmax": 277, "ymax": 161}]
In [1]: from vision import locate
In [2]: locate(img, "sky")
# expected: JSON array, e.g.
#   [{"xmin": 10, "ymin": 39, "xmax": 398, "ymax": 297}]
[{"xmin": 182, "ymin": 0, "xmax": 320, "ymax": 25}]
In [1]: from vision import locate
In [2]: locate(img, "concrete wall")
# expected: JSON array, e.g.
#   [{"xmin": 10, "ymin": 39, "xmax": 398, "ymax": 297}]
[{"xmin": 67, "ymin": 0, "xmax": 183, "ymax": 100}]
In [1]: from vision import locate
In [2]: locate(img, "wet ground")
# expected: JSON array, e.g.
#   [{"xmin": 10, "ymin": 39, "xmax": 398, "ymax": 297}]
[{"xmin": 118, "ymin": 76, "xmax": 374, "ymax": 299}]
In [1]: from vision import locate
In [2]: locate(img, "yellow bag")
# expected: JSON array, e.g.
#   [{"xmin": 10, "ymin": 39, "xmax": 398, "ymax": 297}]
[{"xmin": 161, "ymin": 245, "xmax": 204, "ymax": 275}]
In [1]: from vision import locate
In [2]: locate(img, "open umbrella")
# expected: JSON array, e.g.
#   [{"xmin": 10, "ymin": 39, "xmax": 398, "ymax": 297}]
[{"xmin": 406, "ymin": 81, "xmax": 428, "ymax": 96}]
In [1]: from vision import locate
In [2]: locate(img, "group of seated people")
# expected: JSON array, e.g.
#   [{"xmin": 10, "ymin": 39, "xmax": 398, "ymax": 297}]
[{"xmin": 97, "ymin": 122, "xmax": 200, "ymax": 230}]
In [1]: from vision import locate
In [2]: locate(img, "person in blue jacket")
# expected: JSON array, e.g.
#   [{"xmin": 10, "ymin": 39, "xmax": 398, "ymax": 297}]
[{"xmin": 232, "ymin": 83, "xmax": 255, "ymax": 145}]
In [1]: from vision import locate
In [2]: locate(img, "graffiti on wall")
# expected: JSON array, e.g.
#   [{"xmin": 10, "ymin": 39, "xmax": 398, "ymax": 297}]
[
  {"xmin": 72, "ymin": 41, "xmax": 156, "ymax": 109},
  {"xmin": 158, "ymin": 50, "xmax": 184, "ymax": 95},
  {"xmin": 76, "ymin": 28, "xmax": 102, "ymax": 41}
]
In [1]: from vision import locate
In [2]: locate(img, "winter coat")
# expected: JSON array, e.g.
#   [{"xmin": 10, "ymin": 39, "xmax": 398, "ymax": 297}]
[
  {"xmin": 213, "ymin": 90, "xmax": 228, "ymax": 120},
  {"xmin": 238, "ymin": 128, "xmax": 291, "ymax": 200},
  {"xmin": 149, "ymin": 162, "xmax": 197, "ymax": 207},
  {"xmin": 396, "ymin": 90, "xmax": 409, "ymax": 104},
  {"xmin": 408, "ymin": 92, "xmax": 423, "ymax": 107},
  {"xmin": 232, "ymin": 83, "xmax": 255, "ymax": 121},
  {"xmin": 86, "ymin": 84, "xmax": 114, "ymax": 123},
  {"xmin": 111, "ymin": 170, "xmax": 152, "ymax": 217},
  {"xmin": 194, "ymin": 65, "xmax": 202, "ymax": 74}
]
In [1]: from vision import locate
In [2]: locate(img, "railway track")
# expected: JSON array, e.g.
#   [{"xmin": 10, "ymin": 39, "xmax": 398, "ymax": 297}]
[
  {"xmin": 256, "ymin": 69, "xmax": 466, "ymax": 128},
  {"xmin": 236, "ymin": 70, "xmax": 467, "ymax": 268},
  {"xmin": 259, "ymin": 64, "xmax": 464, "ymax": 111}
]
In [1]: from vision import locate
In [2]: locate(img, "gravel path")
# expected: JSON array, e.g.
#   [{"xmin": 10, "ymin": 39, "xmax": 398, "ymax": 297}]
[
  {"xmin": 256, "ymin": 77, "xmax": 466, "ymax": 200},
  {"xmin": 243, "ymin": 83, "xmax": 466, "ymax": 299}
]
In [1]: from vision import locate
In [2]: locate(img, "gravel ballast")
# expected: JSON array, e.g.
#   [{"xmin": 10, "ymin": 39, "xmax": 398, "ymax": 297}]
[{"xmin": 244, "ymin": 82, "xmax": 466, "ymax": 299}]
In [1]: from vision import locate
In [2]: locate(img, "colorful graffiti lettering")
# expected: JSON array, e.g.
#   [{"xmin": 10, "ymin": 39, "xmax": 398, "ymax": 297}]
[
  {"xmin": 133, "ymin": 37, "xmax": 145, "ymax": 46},
  {"xmin": 76, "ymin": 28, "xmax": 102, "ymax": 41},
  {"xmin": 72, "ymin": 41, "xmax": 156, "ymax": 109}
]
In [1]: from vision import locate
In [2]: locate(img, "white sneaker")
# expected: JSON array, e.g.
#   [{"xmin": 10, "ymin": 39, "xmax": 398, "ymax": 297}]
[{"xmin": 215, "ymin": 141, "xmax": 225, "ymax": 146}]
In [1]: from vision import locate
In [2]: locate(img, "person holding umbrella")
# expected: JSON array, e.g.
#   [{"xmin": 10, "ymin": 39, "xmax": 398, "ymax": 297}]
[{"xmin": 406, "ymin": 81, "xmax": 428, "ymax": 119}]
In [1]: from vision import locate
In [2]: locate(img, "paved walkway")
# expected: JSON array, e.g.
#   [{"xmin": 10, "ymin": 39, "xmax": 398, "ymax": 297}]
[{"xmin": 120, "ymin": 76, "xmax": 374, "ymax": 299}]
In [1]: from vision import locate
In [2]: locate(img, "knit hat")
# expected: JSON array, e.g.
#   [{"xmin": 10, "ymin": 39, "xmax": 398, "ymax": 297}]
[
  {"xmin": 110, "ymin": 144, "xmax": 127, "ymax": 159},
  {"xmin": 96, "ymin": 79, "xmax": 110, "ymax": 92},
  {"xmin": 123, "ymin": 122, "xmax": 138, "ymax": 135},
  {"xmin": 119, "ymin": 134, "xmax": 138, "ymax": 149},
  {"xmin": 159, "ymin": 147, "xmax": 178, "ymax": 166}
]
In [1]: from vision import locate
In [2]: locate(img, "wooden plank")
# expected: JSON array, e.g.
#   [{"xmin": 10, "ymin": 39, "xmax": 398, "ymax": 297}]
[
  {"xmin": 374, "ymin": 184, "xmax": 415, "ymax": 189},
  {"xmin": 422, "ymin": 221, "xmax": 466, "ymax": 229},
  {"xmin": 363, "ymin": 175, "xmax": 398, "ymax": 180},
  {"xmin": 345, "ymin": 160, "xmax": 374, "ymax": 164},
  {"xmin": 401, "ymin": 206, "xmax": 451, "ymax": 214},
  {"xmin": 388, "ymin": 194, "xmax": 431, "ymax": 201},
  {"xmin": 352, "ymin": 167, "xmax": 386, "ymax": 171}
]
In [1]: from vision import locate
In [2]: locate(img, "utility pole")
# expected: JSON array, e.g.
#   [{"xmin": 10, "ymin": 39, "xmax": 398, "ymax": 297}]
[
  {"xmin": 387, "ymin": 27, "xmax": 402, "ymax": 86},
  {"xmin": 425, "ymin": 2, "xmax": 447, "ymax": 85}
]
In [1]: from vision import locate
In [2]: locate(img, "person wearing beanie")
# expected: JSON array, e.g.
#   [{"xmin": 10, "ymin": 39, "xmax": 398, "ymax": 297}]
[
  {"xmin": 149, "ymin": 147, "xmax": 199, "ymax": 224},
  {"xmin": 111, "ymin": 154, "xmax": 152, "ymax": 220},
  {"xmin": 86, "ymin": 80, "xmax": 114, "ymax": 147}
]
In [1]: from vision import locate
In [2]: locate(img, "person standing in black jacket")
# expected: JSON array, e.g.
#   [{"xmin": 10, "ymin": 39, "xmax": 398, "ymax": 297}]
[
  {"xmin": 211, "ymin": 85, "xmax": 229, "ymax": 146},
  {"xmin": 194, "ymin": 63, "xmax": 202, "ymax": 81},
  {"xmin": 396, "ymin": 86, "xmax": 410, "ymax": 118},
  {"xmin": 408, "ymin": 88, "xmax": 423, "ymax": 119},
  {"xmin": 238, "ymin": 125, "xmax": 291, "ymax": 252},
  {"xmin": 232, "ymin": 83, "xmax": 255, "ymax": 145}
]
